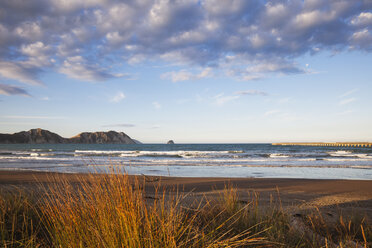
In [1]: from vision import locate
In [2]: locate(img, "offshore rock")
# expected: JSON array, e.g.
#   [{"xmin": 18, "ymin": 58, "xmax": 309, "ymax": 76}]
[{"xmin": 167, "ymin": 140, "xmax": 175, "ymax": 144}]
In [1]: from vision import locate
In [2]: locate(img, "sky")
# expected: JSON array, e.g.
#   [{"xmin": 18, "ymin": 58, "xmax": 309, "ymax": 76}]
[{"xmin": 0, "ymin": 0, "xmax": 372, "ymax": 143}]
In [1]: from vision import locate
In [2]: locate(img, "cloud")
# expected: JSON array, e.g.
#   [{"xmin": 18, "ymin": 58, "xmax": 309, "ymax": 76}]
[
  {"xmin": 0, "ymin": 84, "xmax": 31, "ymax": 97},
  {"xmin": 59, "ymin": 56, "xmax": 123, "ymax": 82},
  {"xmin": 102, "ymin": 123, "xmax": 135, "ymax": 128},
  {"xmin": 338, "ymin": 89, "xmax": 358, "ymax": 105},
  {"xmin": 241, "ymin": 75, "xmax": 263, "ymax": 81},
  {"xmin": 152, "ymin": 101, "xmax": 161, "ymax": 109},
  {"xmin": 351, "ymin": 12, "xmax": 372, "ymax": 27},
  {"xmin": 339, "ymin": 97, "xmax": 356, "ymax": 105},
  {"xmin": 248, "ymin": 61, "xmax": 305, "ymax": 74},
  {"xmin": 0, "ymin": 61, "xmax": 43, "ymax": 85},
  {"xmin": 350, "ymin": 29, "xmax": 372, "ymax": 50},
  {"xmin": 161, "ymin": 67, "xmax": 212, "ymax": 82},
  {"xmin": 213, "ymin": 93, "xmax": 240, "ymax": 106},
  {"xmin": 213, "ymin": 89, "xmax": 268, "ymax": 105},
  {"xmin": 0, "ymin": 0, "xmax": 371, "ymax": 84},
  {"xmin": 110, "ymin": 91, "xmax": 125, "ymax": 103},
  {"xmin": 235, "ymin": 90, "xmax": 268, "ymax": 96},
  {"xmin": 339, "ymin": 88, "xmax": 358, "ymax": 98}
]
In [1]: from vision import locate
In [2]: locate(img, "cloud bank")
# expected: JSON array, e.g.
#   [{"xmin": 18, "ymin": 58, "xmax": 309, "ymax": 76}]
[{"xmin": 0, "ymin": 0, "xmax": 371, "ymax": 85}]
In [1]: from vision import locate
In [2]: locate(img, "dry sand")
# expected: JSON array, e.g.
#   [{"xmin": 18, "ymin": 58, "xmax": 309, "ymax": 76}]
[{"xmin": 1, "ymin": 171, "xmax": 372, "ymax": 219}]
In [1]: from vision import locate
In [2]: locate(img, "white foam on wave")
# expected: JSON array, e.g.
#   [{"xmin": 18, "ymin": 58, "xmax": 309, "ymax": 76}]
[
  {"xmin": 87, "ymin": 162, "xmax": 372, "ymax": 169},
  {"xmin": 0, "ymin": 156, "xmax": 69, "ymax": 161},
  {"xmin": 269, "ymin": 153, "xmax": 290, "ymax": 158},
  {"xmin": 327, "ymin": 150, "xmax": 372, "ymax": 159},
  {"xmin": 75, "ymin": 150, "xmax": 235, "ymax": 158},
  {"xmin": 355, "ymin": 154, "xmax": 372, "ymax": 159},
  {"xmin": 328, "ymin": 150, "xmax": 353, "ymax": 156},
  {"xmin": 75, "ymin": 150, "xmax": 131, "ymax": 154}
]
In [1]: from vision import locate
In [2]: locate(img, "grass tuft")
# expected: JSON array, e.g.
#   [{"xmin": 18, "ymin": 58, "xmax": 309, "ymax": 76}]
[{"xmin": 0, "ymin": 172, "xmax": 370, "ymax": 247}]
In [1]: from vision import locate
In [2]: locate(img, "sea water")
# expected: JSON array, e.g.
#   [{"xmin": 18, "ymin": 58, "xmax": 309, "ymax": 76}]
[{"xmin": 0, "ymin": 143, "xmax": 372, "ymax": 179}]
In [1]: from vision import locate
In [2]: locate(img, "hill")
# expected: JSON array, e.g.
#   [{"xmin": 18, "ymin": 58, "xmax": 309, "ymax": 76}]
[{"xmin": 0, "ymin": 129, "xmax": 137, "ymax": 144}]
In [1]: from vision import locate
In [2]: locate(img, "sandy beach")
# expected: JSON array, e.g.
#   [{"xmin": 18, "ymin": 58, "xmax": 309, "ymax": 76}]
[{"xmin": 1, "ymin": 170, "xmax": 372, "ymax": 220}]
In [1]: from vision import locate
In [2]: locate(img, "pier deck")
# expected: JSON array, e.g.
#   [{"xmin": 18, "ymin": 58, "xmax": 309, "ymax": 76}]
[{"xmin": 272, "ymin": 142, "xmax": 372, "ymax": 147}]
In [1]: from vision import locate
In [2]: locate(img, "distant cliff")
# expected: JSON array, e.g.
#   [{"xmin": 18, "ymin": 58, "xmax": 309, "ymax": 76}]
[{"xmin": 0, "ymin": 128, "xmax": 137, "ymax": 144}]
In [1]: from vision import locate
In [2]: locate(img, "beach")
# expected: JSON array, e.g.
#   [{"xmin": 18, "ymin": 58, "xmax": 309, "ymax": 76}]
[{"xmin": 2, "ymin": 170, "xmax": 372, "ymax": 220}]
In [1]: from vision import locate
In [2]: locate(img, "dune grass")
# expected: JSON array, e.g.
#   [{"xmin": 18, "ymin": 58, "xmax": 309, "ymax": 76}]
[{"xmin": 0, "ymin": 172, "xmax": 370, "ymax": 247}]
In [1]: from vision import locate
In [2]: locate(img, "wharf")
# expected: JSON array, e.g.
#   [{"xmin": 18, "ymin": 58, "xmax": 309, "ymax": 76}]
[{"xmin": 272, "ymin": 142, "xmax": 372, "ymax": 147}]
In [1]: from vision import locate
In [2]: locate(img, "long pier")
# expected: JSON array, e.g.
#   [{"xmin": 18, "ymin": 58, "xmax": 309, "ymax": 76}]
[{"xmin": 272, "ymin": 142, "xmax": 372, "ymax": 148}]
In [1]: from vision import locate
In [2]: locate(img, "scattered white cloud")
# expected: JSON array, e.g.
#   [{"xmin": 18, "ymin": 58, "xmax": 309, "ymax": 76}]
[
  {"xmin": 0, "ymin": 61, "xmax": 43, "ymax": 86},
  {"xmin": 152, "ymin": 101, "xmax": 161, "ymax": 109},
  {"xmin": 40, "ymin": 96, "xmax": 50, "ymax": 101},
  {"xmin": 213, "ymin": 89, "xmax": 269, "ymax": 105},
  {"xmin": 350, "ymin": 29, "xmax": 372, "ymax": 50},
  {"xmin": 339, "ymin": 88, "xmax": 358, "ymax": 98},
  {"xmin": 351, "ymin": 12, "xmax": 372, "ymax": 27},
  {"xmin": 20, "ymin": 42, "xmax": 52, "ymax": 67},
  {"xmin": 110, "ymin": 91, "xmax": 126, "ymax": 103},
  {"xmin": 161, "ymin": 67, "xmax": 213, "ymax": 82},
  {"xmin": 60, "ymin": 56, "xmax": 124, "ymax": 82},
  {"xmin": 206, "ymin": 89, "xmax": 270, "ymax": 106},
  {"xmin": 248, "ymin": 61, "xmax": 305, "ymax": 74},
  {"xmin": 0, "ymin": 0, "xmax": 370, "ymax": 86},
  {"xmin": 241, "ymin": 75, "xmax": 263, "ymax": 81},
  {"xmin": 338, "ymin": 89, "xmax": 358, "ymax": 106},
  {"xmin": 339, "ymin": 97, "xmax": 356, "ymax": 105},
  {"xmin": 226, "ymin": 60, "xmax": 307, "ymax": 81},
  {"xmin": 235, "ymin": 90, "xmax": 268, "ymax": 96},
  {"xmin": 213, "ymin": 93, "xmax": 240, "ymax": 106},
  {"xmin": 0, "ymin": 84, "xmax": 31, "ymax": 97}
]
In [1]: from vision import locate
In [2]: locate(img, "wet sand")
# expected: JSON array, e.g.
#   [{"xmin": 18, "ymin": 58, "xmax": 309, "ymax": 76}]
[{"xmin": 1, "ymin": 170, "xmax": 372, "ymax": 219}]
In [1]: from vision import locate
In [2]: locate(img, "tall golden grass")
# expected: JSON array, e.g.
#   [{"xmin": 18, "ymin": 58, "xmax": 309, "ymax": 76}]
[{"xmin": 0, "ymin": 172, "xmax": 371, "ymax": 247}]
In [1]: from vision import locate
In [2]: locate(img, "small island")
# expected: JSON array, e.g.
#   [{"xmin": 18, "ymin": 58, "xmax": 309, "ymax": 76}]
[{"xmin": 167, "ymin": 140, "xmax": 175, "ymax": 144}]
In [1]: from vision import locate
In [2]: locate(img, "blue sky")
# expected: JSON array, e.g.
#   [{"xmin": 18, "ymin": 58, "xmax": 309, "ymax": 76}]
[{"xmin": 0, "ymin": 0, "xmax": 372, "ymax": 143}]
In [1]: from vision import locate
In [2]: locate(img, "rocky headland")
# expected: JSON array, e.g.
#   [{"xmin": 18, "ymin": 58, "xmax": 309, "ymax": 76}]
[{"xmin": 70, "ymin": 131, "xmax": 135, "ymax": 144}]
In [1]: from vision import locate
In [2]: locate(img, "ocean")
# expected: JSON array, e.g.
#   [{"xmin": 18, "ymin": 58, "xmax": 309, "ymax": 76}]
[{"xmin": 0, "ymin": 143, "xmax": 372, "ymax": 179}]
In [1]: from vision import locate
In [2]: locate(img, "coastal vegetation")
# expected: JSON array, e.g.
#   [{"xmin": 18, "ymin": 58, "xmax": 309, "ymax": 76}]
[{"xmin": 0, "ymin": 172, "xmax": 370, "ymax": 247}]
